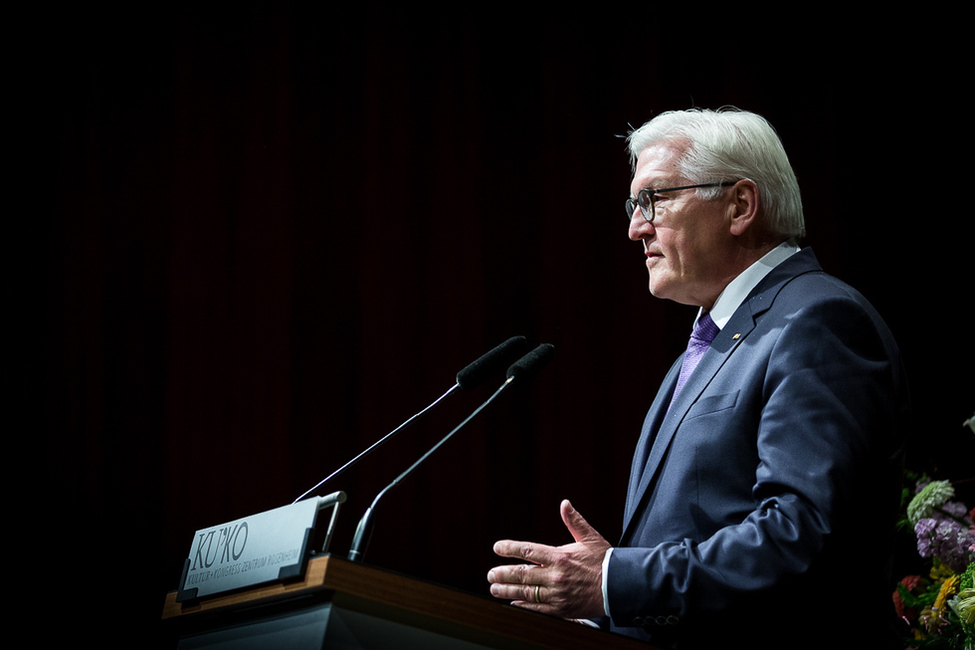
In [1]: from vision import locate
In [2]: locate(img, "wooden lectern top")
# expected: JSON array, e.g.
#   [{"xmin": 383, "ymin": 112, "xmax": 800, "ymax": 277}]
[{"xmin": 162, "ymin": 554, "xmax": 657, "ymax": 650}]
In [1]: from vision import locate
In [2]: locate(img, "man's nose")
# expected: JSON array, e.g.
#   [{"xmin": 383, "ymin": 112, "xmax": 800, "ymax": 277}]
[{"xmin": 628, "ymin": 213, "xmax": 654, "ymax": 241}]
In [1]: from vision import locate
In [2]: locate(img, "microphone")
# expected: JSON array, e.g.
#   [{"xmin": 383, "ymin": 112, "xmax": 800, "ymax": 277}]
[
  {"xmin": 291, "ymin": 336, "xmax": 528, "ymax": 504},
  {"xmin": 456, "ymin": 336, "xmax": 529, "ymax": 390},
  {"xmin": 506, "ymin": 342, "xmax": 555, "ymax": 383},
  {"xmin": 348, "ymin": 343, "xmax": 555, "ymax": 563}
]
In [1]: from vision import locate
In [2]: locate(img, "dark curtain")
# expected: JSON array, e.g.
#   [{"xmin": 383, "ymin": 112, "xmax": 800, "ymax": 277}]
[{"xmin": 38, "ymin": 7, "xmax": 971, "ymax": 647}]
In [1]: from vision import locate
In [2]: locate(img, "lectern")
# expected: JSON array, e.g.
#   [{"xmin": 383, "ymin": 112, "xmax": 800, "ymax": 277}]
[
  {"xmin": 161, "ymin": 341, "xmax": 655, "ymax": 647},
  {"xmin": 162, "ymin": 553, "xmax": 657, "ymax": 649}
]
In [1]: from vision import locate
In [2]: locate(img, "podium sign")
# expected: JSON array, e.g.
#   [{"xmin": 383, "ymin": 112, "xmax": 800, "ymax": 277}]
[{"xmin": 177, "ymin": 492, "xmax": 345, "ymax": 602}]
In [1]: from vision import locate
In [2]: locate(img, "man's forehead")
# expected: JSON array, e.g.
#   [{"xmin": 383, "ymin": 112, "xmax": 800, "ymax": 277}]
[{"xmin": 632, "ymin": 144, "xmax": 684, "ymax": 188}]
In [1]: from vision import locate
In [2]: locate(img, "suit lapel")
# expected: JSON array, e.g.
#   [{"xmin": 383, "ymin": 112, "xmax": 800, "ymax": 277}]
[
  {"xmin": 624, "ymin": 358, "xmax": 681, "ymax": 522},
  {"xmin": 620, "ymin": 319, "xmax": 751, "ymax": 539}
]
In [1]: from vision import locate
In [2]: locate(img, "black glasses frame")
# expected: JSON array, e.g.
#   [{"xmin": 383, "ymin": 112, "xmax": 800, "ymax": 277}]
[{"xmin": 626, "ymin": 181, "xmax": 738, "ymax": 223}]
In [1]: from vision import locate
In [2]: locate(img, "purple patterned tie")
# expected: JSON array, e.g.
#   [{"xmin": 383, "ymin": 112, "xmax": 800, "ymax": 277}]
[{"xmin": 669, "ymin": 312, "xmax": 720, "ymax": 408}]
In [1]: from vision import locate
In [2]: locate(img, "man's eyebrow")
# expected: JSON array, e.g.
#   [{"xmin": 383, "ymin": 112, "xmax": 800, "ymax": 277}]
[{"xmin": 635, "ymin": 178, "xmax": 680, "ymax": 193}]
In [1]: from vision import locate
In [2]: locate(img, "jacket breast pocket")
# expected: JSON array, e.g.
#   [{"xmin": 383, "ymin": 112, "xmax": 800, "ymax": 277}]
[{"xmin": 685, "ymin": 390, "xmax": 739, "ymax": 420}]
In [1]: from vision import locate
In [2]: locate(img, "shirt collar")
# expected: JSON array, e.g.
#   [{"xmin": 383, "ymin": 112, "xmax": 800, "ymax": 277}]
[{"xmin": 699, "ymin": 242, "xmax": 801, "ymax": 330}]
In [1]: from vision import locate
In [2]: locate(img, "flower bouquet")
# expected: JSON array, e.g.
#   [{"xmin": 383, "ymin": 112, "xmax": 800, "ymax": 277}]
[{"xmin": 893, "ymin": 414, "xmax": 975, "ymax": 649}]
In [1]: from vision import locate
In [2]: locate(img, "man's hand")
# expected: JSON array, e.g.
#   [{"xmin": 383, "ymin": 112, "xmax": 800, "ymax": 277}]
[{"xmin": 487, "ymin": 499, "xmax": 611, "ymax": 620}]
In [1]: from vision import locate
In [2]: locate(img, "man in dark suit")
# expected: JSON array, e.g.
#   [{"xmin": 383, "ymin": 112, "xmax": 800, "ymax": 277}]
[{"xmin": 487, "ymin": 108, "xmax": 908, "ymax": 648}]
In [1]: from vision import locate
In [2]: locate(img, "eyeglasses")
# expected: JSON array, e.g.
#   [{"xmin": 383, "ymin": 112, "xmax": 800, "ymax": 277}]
[{"xmin": 625, "ymin": 181, "xmax": 737, "ymax": 223}]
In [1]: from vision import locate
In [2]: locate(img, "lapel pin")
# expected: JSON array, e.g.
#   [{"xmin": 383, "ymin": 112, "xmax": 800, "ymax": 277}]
[{"xmin": 732, "ymin": 333, "xmax": 741, "ymax": 340}]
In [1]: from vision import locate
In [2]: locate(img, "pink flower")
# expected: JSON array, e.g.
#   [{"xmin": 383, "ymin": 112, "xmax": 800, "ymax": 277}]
[{"xmin": 893, "ymin": 575, "xmax": 924, "ymax": 622}]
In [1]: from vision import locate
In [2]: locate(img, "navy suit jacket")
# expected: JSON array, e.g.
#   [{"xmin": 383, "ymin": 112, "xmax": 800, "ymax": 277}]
[{"xmin": 605, "ymin": 248, "xmax": 908, "ymax": 649}]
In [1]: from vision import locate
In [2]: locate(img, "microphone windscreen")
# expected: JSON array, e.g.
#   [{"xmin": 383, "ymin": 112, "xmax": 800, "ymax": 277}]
[
  {"xmin": 456, "ymin": 336, "xmax": 528, "ymax": 391},
  {"xmin": 506, "ymin": 343, "xmax": 555, "ymax": 382}
]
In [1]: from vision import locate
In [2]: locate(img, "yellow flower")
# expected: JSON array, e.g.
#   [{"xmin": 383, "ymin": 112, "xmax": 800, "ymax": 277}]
[
  {"xmin": 930, "ymin": 557, "xmax": 955, "ymax": 581},
  {"xmin": 935, "ymin": 575, "xmax": 960, "ymax": 612},
  {"xmin": 921, "ymin": 576, "xmax": 961, "ymax": 634}
]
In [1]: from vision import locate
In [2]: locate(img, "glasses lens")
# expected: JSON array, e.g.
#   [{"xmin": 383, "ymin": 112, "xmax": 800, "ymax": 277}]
[
  {"xmin": 638, "ymin": 190, "xmax": 654, "ymax": 222},
  {"xmin": 626, "ymin": 198, "xmax": 638, "ymax": 220}
]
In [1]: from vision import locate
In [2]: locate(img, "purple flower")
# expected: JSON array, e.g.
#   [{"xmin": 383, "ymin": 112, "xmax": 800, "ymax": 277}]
[
  {"xmin": 915, "ymin": 518, "xmax": 937, "ymax": 558},
  {"xmin": 940, "ymin": 500, "xmax": 970, "ymax": 519},
  {"xmin": 915, "ymin": 516, "xmax": 975, "ymax": 574}
]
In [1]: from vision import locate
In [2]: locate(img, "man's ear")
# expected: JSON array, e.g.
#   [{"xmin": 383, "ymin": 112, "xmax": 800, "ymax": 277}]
[{"xmin": 728, "ymin": 179, "xmax": 760, "ymax": 237}]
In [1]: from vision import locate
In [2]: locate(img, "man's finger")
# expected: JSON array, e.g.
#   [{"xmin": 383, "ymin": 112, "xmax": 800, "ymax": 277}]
[
  {"xmin": 560, "ymin": 499, "xmax": 604, "ymax": 546},
  {"xmin": 487, "ymin": 562, "xmax": 541, "ymax": 586},
  {"xmin": 492, "ymin": 540, "xmax": 554, "ymax": 565},
  {"xmin": 489, "ymin": 580, "xmax": 542, "ymax": 604}
]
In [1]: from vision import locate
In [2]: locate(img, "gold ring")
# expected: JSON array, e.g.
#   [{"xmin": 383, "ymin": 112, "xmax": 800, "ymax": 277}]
[{"xmin": 534, "ymin": 584, "xmax": 541, "ymax": 603}]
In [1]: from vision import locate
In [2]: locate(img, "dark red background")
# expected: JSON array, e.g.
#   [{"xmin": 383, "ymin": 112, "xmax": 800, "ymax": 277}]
[{"xmin": 39, "ymin": 8, "xmax": 971, "ymax": 647}]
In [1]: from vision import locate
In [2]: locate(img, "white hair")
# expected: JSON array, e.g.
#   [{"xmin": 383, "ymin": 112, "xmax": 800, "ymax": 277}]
[{"xmin": 627, "ymin": 107, "xmax": 805, "ymax": 242}]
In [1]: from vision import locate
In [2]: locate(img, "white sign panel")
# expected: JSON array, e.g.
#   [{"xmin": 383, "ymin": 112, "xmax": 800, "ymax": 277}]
[{"xmin": 177, "ymin": 494, "xmax": 341, "ymax": 601}]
